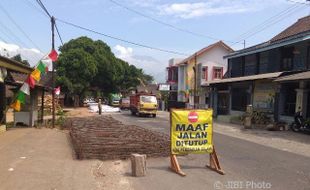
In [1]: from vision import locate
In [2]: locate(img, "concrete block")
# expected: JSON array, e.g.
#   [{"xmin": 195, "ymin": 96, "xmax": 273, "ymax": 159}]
[
  {"xmin": 244, "ymin": 116, "xmax": 252, "ymax": 129},
  {"xmin": 131, "ymin": 153, "xmax": 146, "ymax": 177},
  {"xmin": 0, "ymin": 125, "xmax": 6, "ymax": 133}
]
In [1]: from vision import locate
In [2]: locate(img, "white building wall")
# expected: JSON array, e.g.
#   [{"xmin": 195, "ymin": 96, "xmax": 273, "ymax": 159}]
[
  {"xmin": 169, "ymin": 58, "xmax": 183, "ymax": 67},
  {"xmin": 195, "ymin": 46, "xmax": 231, "ymax": 106},
  {"xmin": 177, "ymin": 65, "xmax": 187, "ymax": 102},
  {"xmin": 197, "ymin": 47, "xmax": 230, "ymax": 86}
]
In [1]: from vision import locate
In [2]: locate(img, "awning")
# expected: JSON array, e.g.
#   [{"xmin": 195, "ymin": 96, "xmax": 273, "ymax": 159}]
[
  {"xmin": 274, "ymin": 70, "xmax": 310, "ymax": 82},
  {"xmin": 203, "ymin": 72, "xmax": 283, "ymax": 86}
]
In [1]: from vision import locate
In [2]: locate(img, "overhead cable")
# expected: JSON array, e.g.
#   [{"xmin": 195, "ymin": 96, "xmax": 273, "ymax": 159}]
[
  {"xmin": 231, "ymin": 4, "xmax": 307, "ymax": 46},
  {"xmin": 233, "ymin": 4, "xmax": 300, "ymax": 42},
  {"xmin": 56, "ymin": 18, "xmax": 189, "ymax": 56},
  {"xmin": 24, "ymin": 0, "xmax": 49, "ymax": 18},
  {"xmin": 0, "ymin": 2, "xmax": 42, "ymax": 51},
  {"xmin": 55, "ymin": 23, "xmax": 64, "ymax": 46},
  {"xmin": 287, "ymin": 0, "xmax": 310, "ymax": 5},
  {"xmin": 108, "ymin": 0, "xmax": 241, "ymax": 44},
  {"xmin": 36, "ymin": 0, "xmax": 52, "ymax": 18}
]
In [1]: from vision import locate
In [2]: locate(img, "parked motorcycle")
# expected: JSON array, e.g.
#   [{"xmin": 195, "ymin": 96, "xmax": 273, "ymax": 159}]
[{"xmin": 290, "ymin": 110, "xmax": 310, "ymax": 132}]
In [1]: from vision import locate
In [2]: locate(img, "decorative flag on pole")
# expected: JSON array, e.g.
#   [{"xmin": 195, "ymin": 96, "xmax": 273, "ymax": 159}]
[
  {"xmin": 10, "ymin": 49, "xmax": 59, "ymax": 112},
  {"xmin": 54, "ymin": 86, "xmax": 60, "ymax": 96},
  {"xmin": 37, "ymin": 61, "xmax": 47, "ymax": 75},
  {"xmin": 20, "ymin": 83, "xmax": 30, "ymax": 95},
  {"xmin": 26, "ymin": 76, "xmax": 36, "ymax": 88},
  {"xmin": 48, "ymin": 49, "xmax": 58, "ymax": 62},
  {"xmin": 16, "ymin": 91, "xmax": 26, "ymax": 104},
  {"xmin": 10, "ymin": 100, "xmax": 21, "ymax": 111},
  {"xmin": 31, "ymin": 69, "xmax": 41, "ymax": 81}
]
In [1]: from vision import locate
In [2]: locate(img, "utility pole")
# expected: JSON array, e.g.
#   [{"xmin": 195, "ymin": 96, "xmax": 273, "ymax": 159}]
[
  {"xmin": 51, "ymin": 16, "xmax": 55, "ymax": 128},
  {"xmin": 243, "ymin": 40, "xmax": 246, "ymax": 49},
  {"xmin": 193, "ymin": 53, "xmax": 197, "ymax": 109}
]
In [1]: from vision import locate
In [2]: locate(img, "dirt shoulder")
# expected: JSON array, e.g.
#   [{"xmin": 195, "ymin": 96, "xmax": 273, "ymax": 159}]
[{"xmin": 0, "ymin": 126, "xmax": 132, "ymax": 190}]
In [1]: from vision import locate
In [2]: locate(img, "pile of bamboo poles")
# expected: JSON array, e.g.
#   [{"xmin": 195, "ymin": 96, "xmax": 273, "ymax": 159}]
[{"xmin": 67, "ymin": 115, "xmax": 170, "ymax": 160}]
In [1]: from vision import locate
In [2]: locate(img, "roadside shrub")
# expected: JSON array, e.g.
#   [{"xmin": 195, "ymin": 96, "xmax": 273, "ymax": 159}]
[{"xmin": 56, "ymin": 108, "xmax": 67, "ymax": 127}]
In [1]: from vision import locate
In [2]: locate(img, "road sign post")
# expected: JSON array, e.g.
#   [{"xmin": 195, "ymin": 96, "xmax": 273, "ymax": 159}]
[{"xmin": 169, "ymin": 109, "xmax": 224, "ymax": 176}]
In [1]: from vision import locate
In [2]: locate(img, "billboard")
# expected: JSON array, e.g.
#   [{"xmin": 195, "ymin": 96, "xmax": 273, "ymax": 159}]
[{"xmin": 159, "ymin": 84, "xmax": 170, "ymax": 91}]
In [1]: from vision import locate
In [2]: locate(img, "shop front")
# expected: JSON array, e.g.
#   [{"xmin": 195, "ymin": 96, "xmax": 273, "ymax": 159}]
[
  {"xmin": 253, "ymin": 80, "xmax": 276, "ymax": 113},
  {"xmin": 275, "ymin": 71, "xmax": 310, "ymax": 122}
]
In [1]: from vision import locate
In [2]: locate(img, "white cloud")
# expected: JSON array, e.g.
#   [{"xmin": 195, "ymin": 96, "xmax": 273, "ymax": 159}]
[
  {"xmin": 0, "ymin": 41, "xmax": 44, "ymax": 66},
  {"xmin": 114, "ymin": 44, "xmax": 166, "ymax": 82},
  {"xmin": 129, "ymin": 0, "xmax": 160, "ymax": 8},
  {"xmin": 114, "ymin": 45, "xmax": 133, "ymax": 60},
  {"xmin": 156, "ymin": 0, "xmax": 287, "ymax": 19},
  {"xmin": 0, "ymin": 41, "xmax": 19, "ymax": 52}
]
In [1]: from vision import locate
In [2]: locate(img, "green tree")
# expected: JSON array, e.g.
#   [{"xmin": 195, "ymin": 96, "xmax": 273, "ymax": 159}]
[
  {"xmin": 56, "ymin": 36, "xmax": 154, "ymax": 103},
  {"xmin": 11, "ymin": 54, "xmax": 30, "ymax": 66},
  {"xmin": 56, "ymin": 48, "xmax": 97, "ymax": 97}
]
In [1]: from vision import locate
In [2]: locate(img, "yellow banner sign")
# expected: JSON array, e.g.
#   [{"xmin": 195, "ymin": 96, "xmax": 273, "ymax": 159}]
[{"xmin": 171, "ymin": 109, "xmax": 213, "ymax": 154}]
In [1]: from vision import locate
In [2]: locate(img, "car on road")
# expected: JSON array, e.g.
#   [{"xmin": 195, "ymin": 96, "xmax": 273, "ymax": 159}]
[
  {"xmin": 110, "ymin": 98, "xmax": 120, "ymax": 107},
  {"xmin": 130, "ymin": 92, "xmax": 158, "ymax": 117},
  {"xmin": 120, "ymin": 97, "xmax": 130, "ymax": 110}
]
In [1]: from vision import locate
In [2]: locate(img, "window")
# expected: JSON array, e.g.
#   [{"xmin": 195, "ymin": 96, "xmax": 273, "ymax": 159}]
[
  {"xmin": 212, "ymin": 67, "xmax": 223, "ymax": 79},
  {"xmin": 259, "ymin": 51, "xmax": 269, "ymax": 74},
  {"xmin": 140, "ymin": 96, "xmax": 157, "ymax": 103},
  {"xmin": 282, "ymin": 58, "xmax": 293, "ymax": 71},
  {"xmin": 201, "ymin": 66, "xmax": 208, "ymax": 80},
  {"xmin": 231, "ymin": 88, "xmax": 247, "ymax": 111},
  {"xmin": 231, "ymin": 57, "xmax": 243, "ymax": 77},
  {"xmin": 244, "ymin": 54, "xmax": 257, "ymax": 76},
  {"xmin": 282, "ymin": 83, "xmax": 297, "ymax": 116},
  {"xmin": 281, "ymin": 47, "xmax": 294, "ymax": 71}
]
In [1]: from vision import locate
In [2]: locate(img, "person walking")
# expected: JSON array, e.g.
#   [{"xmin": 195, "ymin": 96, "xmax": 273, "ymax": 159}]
[{"xmin": 98, "ymin": 98, "xmax": 102, "ymax": 115}]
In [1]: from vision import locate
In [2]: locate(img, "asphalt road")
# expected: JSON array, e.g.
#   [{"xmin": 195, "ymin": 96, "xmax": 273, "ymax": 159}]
[{"xmin": 112, "ymin": 111, "xmax": 310, "ymax": 190}]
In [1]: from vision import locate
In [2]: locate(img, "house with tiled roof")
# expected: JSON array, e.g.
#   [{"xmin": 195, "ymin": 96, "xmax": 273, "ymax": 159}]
[
  {"xmin": 167, "ymin": 41, "xmax": 233, "ymax": 109},
  {"xmin": 208, "ymin": 15, "xmax": 310, "ymax": 123},
  {"xmin": 0, "ymin": 55, "xmax": 53, "ymax": 131}
]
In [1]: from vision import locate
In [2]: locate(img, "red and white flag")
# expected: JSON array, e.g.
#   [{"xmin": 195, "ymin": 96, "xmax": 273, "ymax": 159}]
[{"xmin": 54, "ymin": 86, "xmax": 61, "ymax": 96}]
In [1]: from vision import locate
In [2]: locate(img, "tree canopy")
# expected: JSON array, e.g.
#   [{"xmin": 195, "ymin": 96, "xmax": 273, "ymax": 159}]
[
  {"xmin": 56, "ymin": 36, "xmax": 154, "ymax": 98},
  {"xmin": 11, "ymin": 54, "xmax": 30, "ymax": 66}
]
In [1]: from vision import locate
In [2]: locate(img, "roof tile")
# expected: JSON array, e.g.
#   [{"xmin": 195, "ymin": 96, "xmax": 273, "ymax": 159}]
[{"xmin": 271, "ymin": 15, "xmax": 310, "ymax": 42}]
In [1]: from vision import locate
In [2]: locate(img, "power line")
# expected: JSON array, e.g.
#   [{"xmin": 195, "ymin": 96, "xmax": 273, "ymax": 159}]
[
  {"xmin": 36, "ymin": 0, "xmax": 52, "ymax": 18},
  {"xmin": 24, "ymin": 0, "xmax": 49, "ymax": 18},
  {"xmin": 0, "ymin": 24, "xmax": 39, "ymax": 63},
  {"xmin": 233, "ymin": 4, "xmax": 300, "ymax": 42},
  {"xmin": 287, "ymin": 0, "xmax": 310, "ymax": 5},
  {"xmin": 35, "ymin": 0, "xmax": 64, "ymax": 47},
  {"xmin": 0, "ymin": 26, "xmax": 19, "ymax": 44},
  {"xmin": 55, "ymin": 22, "xmax": 64, "ymax": 46},
  {"xmin": 0, "ymin": 2, "xmax": 48, "ymax": 63},
  {"xmin": 231, "ymin": 4, "xmax": 307, "ymax": 46},
  {"xmin": 35, "ymin": 0, "xmax": 65, "ymax": 48},
  {"xmin": 0, "ymin": 2, "xmax": 42, "ymax": 51},
  {"xmin": 241, "ymin": 5, "xmax": 307, "ymax": 40},
  {"xmin": 108, "ymin": 0, "xmax": 241, "ymax": 44},
  {"xmin": 0, "ymin": 18, "xmax": 28, "ymax": 48},
  {"xmin": 35, "ymin": 0, "xmax": 189, "ymax": 55},
  {"xmin": 56, "ymin": 18, "xmax": 189, "ymax": 56},
  {"xmin": 0, "ymin": 35, "xmax": 8, "ymax": 43}
]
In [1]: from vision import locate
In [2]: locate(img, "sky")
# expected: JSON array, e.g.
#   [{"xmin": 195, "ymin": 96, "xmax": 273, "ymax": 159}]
[{"xmin": 0, "ymin": 0, "xmax": 309, "ymax": 82}]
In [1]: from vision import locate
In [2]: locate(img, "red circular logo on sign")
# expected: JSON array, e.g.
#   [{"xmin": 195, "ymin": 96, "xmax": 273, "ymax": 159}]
[{"xmin": 188, "ymin": 111, "xmax": 198, "ymax": 123}]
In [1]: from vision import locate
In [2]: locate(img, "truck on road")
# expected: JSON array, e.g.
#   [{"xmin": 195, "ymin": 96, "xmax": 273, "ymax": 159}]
[{"xmin": 130, "ymin": 93, "xmax": 158, "ymax": 117}]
